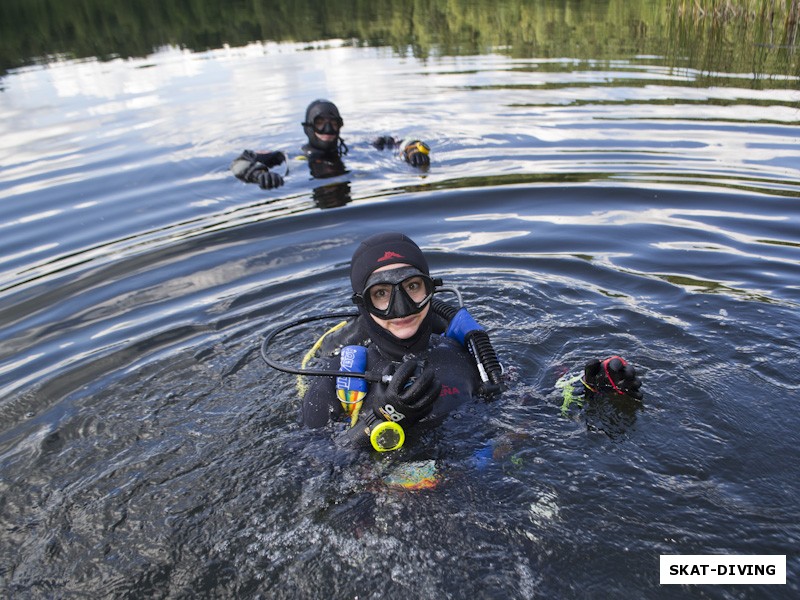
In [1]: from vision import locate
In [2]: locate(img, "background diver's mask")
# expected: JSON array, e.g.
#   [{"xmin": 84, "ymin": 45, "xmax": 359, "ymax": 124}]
[
  {"xmin": 303, "ymin": 115, "xmax": 343, "ymax": 136},
  {"xmin": 352, "ymin": 266, "xmax": 435, "ymax": 320}
]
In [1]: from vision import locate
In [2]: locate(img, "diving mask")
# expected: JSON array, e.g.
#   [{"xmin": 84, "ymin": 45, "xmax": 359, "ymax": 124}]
[
  {"xmin": 303, "ymin": 115, "xmax": 343, "ymax": 135},
  {"xmin": 353, "ymin": 266, "xmax": 434, "ymax": 320}
]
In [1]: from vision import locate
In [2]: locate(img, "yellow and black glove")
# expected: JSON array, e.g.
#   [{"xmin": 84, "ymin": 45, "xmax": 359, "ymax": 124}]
[{"xmin": 403, "ymin": 141, "xmax": 431, "ymax": 167}]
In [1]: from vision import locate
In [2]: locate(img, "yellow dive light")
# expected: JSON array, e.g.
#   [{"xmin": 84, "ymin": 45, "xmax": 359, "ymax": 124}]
[
  {"xmin": 369, "ymin": 420, "xmax": 405, "ymax": 452},
  {"xmin": 415, "ymin": 141, "xmax": 430, "ymax": 155}
]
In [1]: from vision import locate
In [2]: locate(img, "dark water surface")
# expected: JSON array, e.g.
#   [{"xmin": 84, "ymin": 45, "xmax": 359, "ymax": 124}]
[{"xmin": 2, "ymin": 7, "xmax": 800, "ymax": 599}]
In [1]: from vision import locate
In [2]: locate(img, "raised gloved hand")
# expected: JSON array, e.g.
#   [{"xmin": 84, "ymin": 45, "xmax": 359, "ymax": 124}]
[
  {"xmin": 403, "ymin": 141, "xmax": 431, "ymax": 167},
  {"xmin": 377, "ymin": 359, "xmax": 441, "ymax": 425},
  {"xmin": 334, "ymin": 360, "xmax": 441, "ymax": 451},
  {"xmin": 583, "ymin": 356, "xmax": 642, "ymax": 400}
]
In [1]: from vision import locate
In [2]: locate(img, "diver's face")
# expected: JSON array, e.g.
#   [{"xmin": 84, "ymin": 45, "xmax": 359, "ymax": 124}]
[
  {"xmin": 312, "ymin": 115, "xmax": 341, "ymax": 144},
  {"xmin": 367, "ymin": 263, "xmax": 430, "ymax": 340}
]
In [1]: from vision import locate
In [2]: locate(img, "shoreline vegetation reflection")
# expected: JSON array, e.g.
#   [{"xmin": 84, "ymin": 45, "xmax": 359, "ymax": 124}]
[{"xmin": 1, "ymin": 0, "xmax": 798, "ymax": 83}]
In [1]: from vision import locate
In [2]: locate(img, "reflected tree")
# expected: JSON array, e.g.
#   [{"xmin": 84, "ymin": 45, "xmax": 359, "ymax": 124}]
[{"xmin": 1, "ymin": 0, "xmax": 797, "ymax": 82}]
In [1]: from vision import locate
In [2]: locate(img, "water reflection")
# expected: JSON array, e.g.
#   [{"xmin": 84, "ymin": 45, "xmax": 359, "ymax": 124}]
[
  {"xmin": 312, "ymin": 181, "xmax": 351, "ymax": 209},
  {"xmin": 306, "ymin": 153, "xmax": 352, "ymax": 208},
  {"xmin": 2, "ymin": 0, "xmax": 798, "ymax": 79}
]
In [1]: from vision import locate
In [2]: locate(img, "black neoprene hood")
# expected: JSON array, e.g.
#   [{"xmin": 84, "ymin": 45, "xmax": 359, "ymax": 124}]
[
  {"xmin": 303, "ymin": 99, "xmax": 342, "ymax": 152},
  {"xmin": 349, "ymin": 232, "xmax": 430, "ymax": 294},
  {"xmin": 348, "ymin": 232, "xmax": 434, "ymax": 359}
]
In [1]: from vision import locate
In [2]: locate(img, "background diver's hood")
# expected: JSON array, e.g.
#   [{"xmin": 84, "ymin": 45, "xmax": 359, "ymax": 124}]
[{"xmin": 303, "ymin": 99, "xmax": 342, "ymax": 153}]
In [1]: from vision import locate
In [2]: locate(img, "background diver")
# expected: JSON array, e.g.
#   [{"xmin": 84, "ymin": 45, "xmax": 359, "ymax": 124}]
[{"xmin": 230, "ymin": 99, "xmax": 431, "ymax": 192}]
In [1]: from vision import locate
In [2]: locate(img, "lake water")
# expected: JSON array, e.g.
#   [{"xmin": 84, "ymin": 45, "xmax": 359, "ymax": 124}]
[{"xmin": 1, "ymin": 3, "xmax": 799, "ymax": 598}]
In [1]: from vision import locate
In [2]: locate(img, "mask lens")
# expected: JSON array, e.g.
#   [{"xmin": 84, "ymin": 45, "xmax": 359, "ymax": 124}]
[
  {"xmin": 368, "ymin": 283, "xmax": 393, "ymax": 312},
  {"xmin": 400, "ymin": 276, "xmax": 430, "ymax": 304},
  {"xmin": 312, "ymin": 116, "xmax": 342, "ymax": 133}
]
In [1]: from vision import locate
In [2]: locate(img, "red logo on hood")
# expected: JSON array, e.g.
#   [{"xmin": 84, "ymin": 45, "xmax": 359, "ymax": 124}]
[{"xmin": 377, "ymin": 251, "xmax": 404, "ymax": 262}]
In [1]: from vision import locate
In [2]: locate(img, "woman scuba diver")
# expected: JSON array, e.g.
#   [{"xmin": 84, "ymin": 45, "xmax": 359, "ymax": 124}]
[
  {"xmin": 230, "ymin": 99, "xmax": 431, "ymax": 191},
  {"xmin": 260, "ymin": 232, "xmax": 504, "ymax": 453}
]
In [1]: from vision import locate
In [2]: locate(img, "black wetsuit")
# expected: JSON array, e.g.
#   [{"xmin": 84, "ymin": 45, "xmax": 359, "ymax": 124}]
[{"xmin": 301, "ymin": 316, "xmax": 480, "ymax": 433}]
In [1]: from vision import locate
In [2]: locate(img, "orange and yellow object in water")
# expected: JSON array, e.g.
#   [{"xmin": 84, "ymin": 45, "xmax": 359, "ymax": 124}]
[{"xmin": 383, "ymin": 460, "xmax": 439, "ymax": 490}]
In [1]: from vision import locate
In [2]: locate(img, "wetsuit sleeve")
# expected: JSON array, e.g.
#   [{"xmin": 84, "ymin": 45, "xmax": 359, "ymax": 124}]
[
  {"xmin": 253, "ymin": 150, "xmax": 287, "ymax": 168},
  {"xmin": 300, "ymin": 357, "xmax": 342, "ymax": 427},
  {"xmin": 423, "ymin": 336, "xmax": 481, "ymax": 421}
]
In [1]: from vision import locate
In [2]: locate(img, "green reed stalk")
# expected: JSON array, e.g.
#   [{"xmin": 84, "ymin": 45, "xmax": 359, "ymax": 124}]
[{"xmin": 673, "ymin": 0, "xmax": 799, "ymax": 34}]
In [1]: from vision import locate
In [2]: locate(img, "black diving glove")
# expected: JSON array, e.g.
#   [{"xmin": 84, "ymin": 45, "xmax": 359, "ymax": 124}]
[
  {"xmin": 583, "ymin": 356, "xmax": 643, "ymax": 400},
  {"xmin": 254, "ymin": 170, "xmax": 284, "ymax": 189},
  {"xmin": 334, "ymin": 360, "xmax": 441, "ymax": 452},
  {"xmin": 403, "ymin": 141, "xmax": 431, "ymax": 167},
  {"xmin": 378, "ymin": 359, "xmax": 441, "ymax": 425}
]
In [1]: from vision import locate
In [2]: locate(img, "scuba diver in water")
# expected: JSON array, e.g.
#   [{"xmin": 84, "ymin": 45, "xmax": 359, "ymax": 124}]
[
  {"xmin": 230, "ymin": 99, "xmax": 431, "ymax": 206},
  {"xmin": 583, "ymin": 356, "xmax": 642, "ymax": 400},
  {"xmin": 298, "ymin": 232, "xmax": 502, "ymax": 451},
  {"xmin": 558, "ymin": 355, "xmax": 643, "ymax": 413}
]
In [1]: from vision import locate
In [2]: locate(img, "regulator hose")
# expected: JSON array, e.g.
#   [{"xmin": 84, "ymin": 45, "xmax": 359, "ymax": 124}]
[
  {"xmin": 430, "ymin": 298, "xmax": 458, "ymax": 321},
  {"xmin": 466, "ymin": 329, "xmax": 504, "ymax": 396},
  {"xmin": 431, "ymin": 298, "xmax": 503, "ymax": 398},
  {"xmin": 260, "ymin": 312, "xmax": 385, "ymax": 383}
]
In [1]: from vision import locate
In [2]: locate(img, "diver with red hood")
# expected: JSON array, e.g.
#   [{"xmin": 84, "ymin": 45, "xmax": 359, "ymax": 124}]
[
  {"xmin": 300, "ymin": 232, "xmax": 484, "ymax": 450},
  {"xmin": 230, "ymin": 99, "xmax": 430, "ymax": 192}
]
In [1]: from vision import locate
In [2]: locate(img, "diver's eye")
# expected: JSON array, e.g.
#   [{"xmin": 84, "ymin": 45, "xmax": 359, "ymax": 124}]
[
  {"xmin": 402, "ymin": 277, "xmax": 429, "ymax": 303},
  {"xmin": 368, "ymin": 284, "xmax": 392, "ymax": 311}
]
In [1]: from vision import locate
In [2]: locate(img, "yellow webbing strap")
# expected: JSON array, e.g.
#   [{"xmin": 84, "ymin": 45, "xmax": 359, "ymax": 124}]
[{"xmin": 295, "ymin": 320, "xmax": 349, "ymax": 397}]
